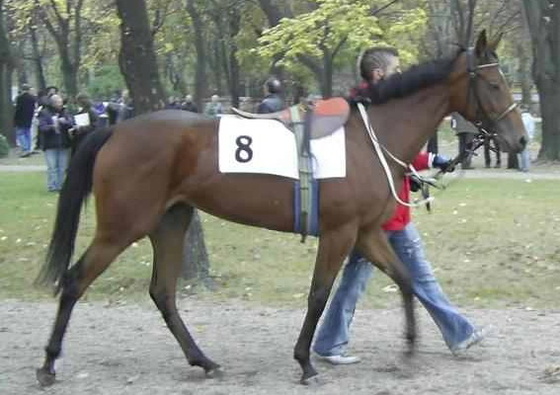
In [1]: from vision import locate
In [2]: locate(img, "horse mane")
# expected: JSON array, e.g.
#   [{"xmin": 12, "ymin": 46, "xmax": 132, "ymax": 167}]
[{"xmin": 352, "ymin": 50, "xmax": 462, "ymax": 106}]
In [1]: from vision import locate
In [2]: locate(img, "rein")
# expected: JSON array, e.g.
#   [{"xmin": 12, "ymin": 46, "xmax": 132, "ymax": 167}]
[
  {"xmin": 357, "ymin": 103, "xmax": 434, "ymax": 208},
  {"xmin": 356, "ymin": 49, "xmax": 517, "ymax": 211}
]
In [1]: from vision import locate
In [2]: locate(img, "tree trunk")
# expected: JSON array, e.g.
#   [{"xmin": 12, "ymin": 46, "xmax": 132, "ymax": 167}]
[
  {"xmin": 15, "ymin": 44, "xmax": 28, "ymax": 86},
  {"xmin": 516, "ymin": 43, "xmax": 532, "ymax": 107},
  {"xmin": 0, "ymin": 0, "xmax": 14, "ymax": 145},
  {"xmin": 60, "ymin": 46, "xmax": 78, "ymax": 98},
  {"xmin": 38, "ymin": 2, "xmax": 83, "ymax": 100},
  {"xmin": 258, "ymin": 0, "xmax": 326, "ymax": 98},
  {"xmin": 523, "ymin": 0, "xmax": 560, "ymax": 161},
  {"xmin": 321, "ymin": 50, "xmax": 333, "ymax": 98},
  {"xmin": 116, "ymin": 0, "xmax": 210, "ymax": 284},
  {"xmin": 29, "ymin": 25, "xmax": 46, "ymax": 92},
  {"xmin": 115, "ymin": 0, "xmax": 166, "ymax": 114},
  {"xmin": 182, "ymin": 211, "xmax": 210, "ymax": 277},
  {"xmin": 227, "ymin": 7, "xmax": 241, "ymax": 108},
  {"xmin": 185, "ymin": 0, "xmax": 208, "ymax": 111}
]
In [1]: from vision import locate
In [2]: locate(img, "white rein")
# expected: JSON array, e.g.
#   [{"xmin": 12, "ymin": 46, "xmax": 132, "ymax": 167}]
[{"xmin": 357, "ymin": 102, "xmax": 434, "ymax": 208}]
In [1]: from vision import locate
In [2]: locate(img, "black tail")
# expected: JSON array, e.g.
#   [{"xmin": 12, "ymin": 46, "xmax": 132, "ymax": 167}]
[{"xmin": 35, "ymin": 128, "xmax": 113, "ymax": 294}]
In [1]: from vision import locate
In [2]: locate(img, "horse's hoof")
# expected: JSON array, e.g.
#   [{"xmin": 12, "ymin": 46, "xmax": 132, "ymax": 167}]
[
  {"xmin": 300, "ymin": 372, "xmax": 320, "ymax": 386},
  {"xmin": 300, "ymin": 375, "xmax": 321, "ymax": 386},
  {"xmin": 36, "ymin": 367, "xmax": 56, "ymax": 387},
  {"xmin": 204, "ymin": 366, "xmax": 224, "ymax": 379}
]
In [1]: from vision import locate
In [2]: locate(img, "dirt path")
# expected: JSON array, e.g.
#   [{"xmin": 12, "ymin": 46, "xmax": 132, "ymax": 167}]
[{"xmin": 1, "ymin": 300, "xmax": 559, "ymax": 395}]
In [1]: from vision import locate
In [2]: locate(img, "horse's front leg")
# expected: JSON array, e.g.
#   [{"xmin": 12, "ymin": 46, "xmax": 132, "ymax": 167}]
[{"xmin": 294, "ymin": 224, "xmax": 356, "ymax": 384}]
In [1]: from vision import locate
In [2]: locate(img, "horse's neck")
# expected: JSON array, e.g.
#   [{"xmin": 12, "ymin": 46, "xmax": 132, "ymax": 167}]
[{"xmin": 373, "ymin": 83, "xmax": 450, "ymax": 165}]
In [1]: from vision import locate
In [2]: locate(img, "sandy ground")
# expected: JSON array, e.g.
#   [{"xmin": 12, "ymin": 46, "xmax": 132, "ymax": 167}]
[{"xmin": 1, "ymin": 299, "xmax": 559, "ymax": 395}]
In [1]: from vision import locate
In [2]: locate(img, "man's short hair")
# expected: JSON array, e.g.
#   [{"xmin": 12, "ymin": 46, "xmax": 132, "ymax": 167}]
[
  {"xmin": 358, "ymin": 47, "xmax": 399, "ymax": 81},
  {"xmin": 46, "ymin": 85, "xmax": 59, "ymax": 96},
  {"xmin": 265, "ymin": 77, "xmax": 282, "ymax": 94},
  {"xmin": 21, "ymin": 83, "xmax": 31, "ymax": 92}
]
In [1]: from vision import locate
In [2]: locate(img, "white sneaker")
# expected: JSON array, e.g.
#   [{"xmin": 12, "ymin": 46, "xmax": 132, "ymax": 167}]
[
  {"xmin": 451, "ymin": 327, "xmax": 488, "ymax": 356},
  {"xmin": 314, "ymin": 353, "xmax": 361, "ymax": 365}
]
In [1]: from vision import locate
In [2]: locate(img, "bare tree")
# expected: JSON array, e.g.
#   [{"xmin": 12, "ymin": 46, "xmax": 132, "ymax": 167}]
[
  {"xmin": 185, "ymin": 0, "xmax": 208, "ymax": 110},
  {"xmin": 523, "ymin": 0, "xmax": 560, "ymax": 161},
  {"xmin": 0, "ymin": 0, "xmax": 14, "ymax": 144},
  {"xmin": 35, "ymin": 0, "xmax": 85, "ymax": 98},
  {"xmin": 115, "ymin": 0, "xmax": 165, "ymax": 113}
]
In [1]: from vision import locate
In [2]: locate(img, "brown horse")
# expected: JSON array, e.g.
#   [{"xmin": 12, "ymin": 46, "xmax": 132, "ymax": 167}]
[{"xmin": 35, "ymin": 31, "xmax": 526, "ymax": 386}]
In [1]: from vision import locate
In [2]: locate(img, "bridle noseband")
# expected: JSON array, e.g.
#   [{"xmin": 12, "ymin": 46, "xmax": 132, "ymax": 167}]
[{"xmin": 466, "ymin": 47, "xmax": 517, "ymax": 128}]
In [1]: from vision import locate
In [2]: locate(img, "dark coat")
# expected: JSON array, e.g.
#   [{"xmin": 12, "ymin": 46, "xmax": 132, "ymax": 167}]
[
  {"xmin": 256, "ymin": 94, "xmax": 284, "ymax": 114},
  {"xmin": 38, "ymin": 106, "xmax": 73, "ymax": 150},
  {"xmin": 14, "ymin": 92, "xmax": 37, "ymax": 128},
  {"xmin": 182, "ymin": 102, "xmax": 199, "ymax": 113},
  {"xmin": 73, "ymin": 106, "xmax": 99, "ymax": 136},
  {"xmin": 70, "ymin": 106, "xmax": 100, "ymax": 156}
]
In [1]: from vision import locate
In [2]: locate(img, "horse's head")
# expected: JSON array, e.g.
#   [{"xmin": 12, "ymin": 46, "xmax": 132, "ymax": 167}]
[{"xmin": 450, "ymin": 30, "xmax": 527, "ymax": 153}]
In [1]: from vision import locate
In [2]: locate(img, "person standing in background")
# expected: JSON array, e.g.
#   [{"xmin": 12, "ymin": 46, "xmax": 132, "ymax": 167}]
[
  {"xmin": 483, "ymin": 135, "xmax": 501, "ymax": 168},
  {"xmin": 38, "ymin": 94, "xmax": 73, "ymax": 192},
  {"xmin": 451, "ymin": 113, "xmax": 478, "ymax": 169},
  {"xmin": 204, "ymin": 94, "xmax": 224, "ymax": 118},
  {"xmin": 257, "ymin": 77, "xmax": 284, "ymax": 114},
  {"xmin": 181, "ymin": 94, "xmax": 198, "ymax": 113},
  {"xmin": 518, "ymin": 106, "xmax": 535, "ymax": 172},
  {"xmin": 14, "ymin": 84, "xmax": 37, "ymax": 157},
  {"xmin": 70, "ymin": 93, "xmax": 99, "ymax": 157}
]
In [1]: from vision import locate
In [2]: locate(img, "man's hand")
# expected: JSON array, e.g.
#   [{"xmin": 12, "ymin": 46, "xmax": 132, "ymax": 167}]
[
  {"xmin": 409, "ymin": 174, "xmax": 422, "ymax": 192},
  {"xmin": 432, "ymin": 154, "xmax": 455, "ymax": 173}
]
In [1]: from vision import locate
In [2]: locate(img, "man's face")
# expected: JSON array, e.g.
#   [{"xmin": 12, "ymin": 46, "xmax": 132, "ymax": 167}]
[
  {"xmin": 51, "ymin": 95, "xmax": 63, "ymax": 109},
  {"xmin": 385, "ymin": 55, "xmax": 401, "ymax": 77},
  {"xmin": 372, "ymin": 55, "xmax": 401, "ymax": 83}
]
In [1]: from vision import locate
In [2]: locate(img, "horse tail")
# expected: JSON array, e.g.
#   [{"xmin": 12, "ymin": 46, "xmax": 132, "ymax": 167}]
[{"xmin": 35, "ymin": 127, "xmax": 113, "ymax": 294}]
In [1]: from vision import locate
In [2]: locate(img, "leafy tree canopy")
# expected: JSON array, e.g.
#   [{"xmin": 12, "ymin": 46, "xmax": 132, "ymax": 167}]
[{"xmin": 255, "ymin": 0, "xmax": 427, "ymax": 71}]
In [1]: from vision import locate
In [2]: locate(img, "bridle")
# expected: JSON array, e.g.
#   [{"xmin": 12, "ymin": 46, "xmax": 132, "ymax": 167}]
[
  {"xmin": 465, "ymin": 47, "xmax": 517, "ymax": 130},
  {"xmin": 438, "ymin": 48, "xmax": 518, "ymax": 176},
  {"xmin": 420, "ymin": 49, "xmax": 518, "ymax": 209},
  {"xmin": 356, "ymin": 48, "xmax": 520, "ymax": 210}
]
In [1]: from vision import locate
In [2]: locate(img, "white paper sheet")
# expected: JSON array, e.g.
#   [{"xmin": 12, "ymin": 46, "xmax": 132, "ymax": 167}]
[{"xmin": 74, "ymin": 113, "xmax": 90, "ymax": 127}]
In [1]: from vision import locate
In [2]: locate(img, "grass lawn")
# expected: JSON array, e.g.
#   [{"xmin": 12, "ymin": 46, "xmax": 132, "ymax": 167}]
[{"xmin": 1, "ymin": 171, "xmax": 559, "ymax": 309}]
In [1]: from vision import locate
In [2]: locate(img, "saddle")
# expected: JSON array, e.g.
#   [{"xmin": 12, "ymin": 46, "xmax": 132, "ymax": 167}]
[
  {"xmin": 231, "ymin": 97, "xmax": 350, "ymax": 242},
  {"xmin": 231, "ymin": 97, "xmax": 350, "ymax": 139}
]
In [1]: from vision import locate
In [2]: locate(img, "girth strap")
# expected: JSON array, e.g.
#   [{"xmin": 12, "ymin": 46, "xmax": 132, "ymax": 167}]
[{"xmin": 290, "ymin": 106, "xmax": 317, "ymax": 242}]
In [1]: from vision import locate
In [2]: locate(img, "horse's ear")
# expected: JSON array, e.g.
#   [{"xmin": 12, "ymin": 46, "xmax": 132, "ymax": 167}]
[
  {"xmin": 475, "ymin": 30, "xmax": 488, "ymax": 56},
  {"xmin": 489, "ymin": 32, "xmax": 503, "ymax": 52}
]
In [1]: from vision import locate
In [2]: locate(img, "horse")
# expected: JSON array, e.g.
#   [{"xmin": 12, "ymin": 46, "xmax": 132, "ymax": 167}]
[{"xmin": 35, "ymin": 30, "xmax": 526, "ymax": 386}]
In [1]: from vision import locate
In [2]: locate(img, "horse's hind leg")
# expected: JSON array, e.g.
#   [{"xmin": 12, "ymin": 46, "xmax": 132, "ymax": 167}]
[
  {"xmin": 148, "ymin": 203, "xmax": 220, "ymax": 376},
  {"xmin": 36, "ymin": 237, "xmax": 132, "ymax": 386},
  {"xmin": 355, "ymin": 228, "xmax": 416, "ymax": 352}
]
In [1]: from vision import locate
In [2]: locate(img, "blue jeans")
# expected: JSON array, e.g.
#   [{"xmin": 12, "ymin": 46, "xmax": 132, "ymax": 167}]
[
  {"xmin": 16, "ymin": 127, "xmax": 31, "ymax": 153},
  {"xmin": 518, "ymin": 147, "xmax": 531, "ymax": 172},
  {"xmin": 44, "ymin": 148, "xmax": 70, "ymax": 191},
  {"xmin": 313, "ymin": 223, "xmax": 475, "ymax": 356}
]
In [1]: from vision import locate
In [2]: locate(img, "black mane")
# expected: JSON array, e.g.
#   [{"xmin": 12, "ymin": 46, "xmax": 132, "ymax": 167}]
[{"xmin": 352, "ymin": 51, "xmax": 461, "ymax": 106}]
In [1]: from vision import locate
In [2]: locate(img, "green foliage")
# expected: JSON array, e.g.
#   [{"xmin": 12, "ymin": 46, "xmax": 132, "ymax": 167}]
[
  {"xmin": 0, "ymin": 134, "xmax": 9, "ymax": 158},
  {"xmin": 257, "ymin": 0, "xmax": 381, "ymax": 69},
  {"xmin": 255, "ymin": 0, "xmax": 427, "ymax": 73},
  {"xmin": 86, "ymin": 65, "xmax": 125, "ymax": 99}
]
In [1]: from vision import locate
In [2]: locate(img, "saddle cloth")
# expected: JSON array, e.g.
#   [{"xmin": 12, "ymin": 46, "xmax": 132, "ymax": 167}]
[{"xmin": 218, "ymin": 115, "xmax": 346, "ymax": 180}]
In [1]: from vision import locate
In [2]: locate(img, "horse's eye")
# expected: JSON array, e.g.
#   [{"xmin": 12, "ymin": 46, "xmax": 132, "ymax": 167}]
[{"xmin": 489, "ymin": 83, "xmax": 501, "ymax": 90}]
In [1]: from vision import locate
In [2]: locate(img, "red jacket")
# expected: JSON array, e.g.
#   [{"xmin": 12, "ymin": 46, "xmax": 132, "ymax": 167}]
[
  {"xmin": 348, "ymin": 82, "xmax": 432, "ymax": 231},
  {"xmin": 382, "ymin": 153, "xmax": 431, "ymax": 231}
]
